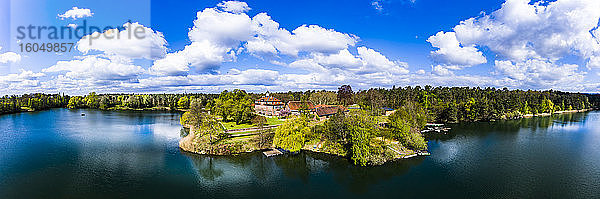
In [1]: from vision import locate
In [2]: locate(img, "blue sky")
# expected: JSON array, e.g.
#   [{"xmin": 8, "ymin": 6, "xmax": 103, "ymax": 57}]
[{"xmin": 0, "ymin": 0, "xmax": 599, "ymax": 95}]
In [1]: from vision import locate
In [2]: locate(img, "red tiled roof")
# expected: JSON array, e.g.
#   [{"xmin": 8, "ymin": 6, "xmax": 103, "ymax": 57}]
[
  {"xmin": 314, "ymin": 104, "xmax": 330, "ymax": 108},
  {"xmin": 287, "ymin": 101, "xmax": 315, "ymax": 111},
  {"xmin": 256, "ymin": 96, "xmax": 282, "ymax": 102},
  {"xmin": 315, "ymin": 105, "xmax": 347, "ymax": 117}
]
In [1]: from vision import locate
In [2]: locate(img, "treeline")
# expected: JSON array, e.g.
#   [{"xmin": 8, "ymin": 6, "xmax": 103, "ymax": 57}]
[
  {"xmin": 3, "ymin": 86, "xmax": 598, "ymax": 122},
  {"xmin": 266, "ymin": 86, "xmax": 599, "ymax": 123},
  {"xmin": 0, "ymin": 93, "xmax": 69, "ymax": 114},
  {"xmin": 66, "ymin": 92, "xmax": 219, "ymax": 110}
]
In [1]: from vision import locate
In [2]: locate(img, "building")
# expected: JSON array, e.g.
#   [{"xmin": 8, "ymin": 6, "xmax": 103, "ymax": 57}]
[
  {"xmin": 286, "ymin": 101, "xmax": 315, "ymax": 115},
  {"xmin": 315, "ymin": 105, "xmax": 347, "ymax": 118},
  {"xmin": 254, "ymin": 93, "xmax": 284, "ymax": 116}
]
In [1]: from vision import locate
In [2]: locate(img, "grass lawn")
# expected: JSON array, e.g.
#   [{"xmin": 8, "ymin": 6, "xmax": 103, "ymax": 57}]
[
  {"xmin": 266, "ymin": 117, "xmax": 285, "ymax": 125},
  {"xmin": 221, "ymin": 121, "xmax": 254, "ymax": 130},
  {"xmin": 221, "ymin": 117, "xmax": 286, "ymax": 131}
]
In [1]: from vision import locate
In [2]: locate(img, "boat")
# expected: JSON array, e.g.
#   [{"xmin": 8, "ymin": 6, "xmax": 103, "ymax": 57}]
[
  {"xmin": 81, "ymin": 113, "xmax": 86, "ymax": 116},
  {"xmin": 418, "ymin": 151, "xmax": 431, "ymax": 156}
]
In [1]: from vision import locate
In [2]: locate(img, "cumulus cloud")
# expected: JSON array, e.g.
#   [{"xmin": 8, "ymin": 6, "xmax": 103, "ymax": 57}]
[
  {"xmin": 0, "ymin": 70, "xmax": 45, "ymax": 92},
  {"xmin": 0, "ymin": 47, "xmax": 21, "ymax": 64},
  {"xmin": 217, "ymin": 1, "xmax": 251, "ymax": 14},
  {"xmin": 495, "ymin": 59, "xmax": 584, "ymax": 89},
  {"xmin": 135, "ymin": 69, "xmax": 280, "ymax": 89},
  {"xmin": 43, "ymin": 55, "xmax": 144, "ymax": 81},
  {"xmin": 290, "ymin": 47, "xmax": 409, "ymax": 76},
  {"xmin": 77, "ymin": 22, "xmax": 168, "ymax": 60},
  {"xmin": 0, "ymin": 52, "xmax": 21, "ymax": 64},
  {"xmin": 248, "ymin": 13, "xmax": 359, "ymax": 56},
  {"xmin": 150, "ymin": 40, "xmax": 231, "ymax": 76},
  {"xmin": 588, "ymin": 56, "xmax": 600, "ymax": 69},
  {"xmin": 151, "ymin": 4, "xmax": 360, "ymax": 76},
  {"xmin": 431, "ymin": 0, "xmax": 600, "ymax": 63},
  {"xmin": 426, "ymin": 0, "xmax": 600, "ymax": 90},
  {"xmin": 432, "ymin": 65, "xmax": 454, "ymax": 76},
  {"xmin": 427, "ymin": 31, "xmax": 487, "ymax": 66},
  {"xmin": 58, "ymin": 7, "xmax": 93, "ymax": 20}
]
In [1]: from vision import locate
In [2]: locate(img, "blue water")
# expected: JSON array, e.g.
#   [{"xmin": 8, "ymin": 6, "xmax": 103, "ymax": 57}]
[{"xmin": 1, "ymin": 109, "xmax": 599, "ymax": 198}]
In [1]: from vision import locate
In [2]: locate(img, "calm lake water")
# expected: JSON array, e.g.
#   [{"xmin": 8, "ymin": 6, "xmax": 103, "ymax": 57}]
[{"xmin": 1, "ymin": 109, "xmax": 599, "ymax": 198}]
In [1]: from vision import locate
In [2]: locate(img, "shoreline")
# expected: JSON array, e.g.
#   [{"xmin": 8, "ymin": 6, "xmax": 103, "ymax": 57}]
[{"xmin": 521, "ymin": 108, "xmax": 595, "ymax": 118}]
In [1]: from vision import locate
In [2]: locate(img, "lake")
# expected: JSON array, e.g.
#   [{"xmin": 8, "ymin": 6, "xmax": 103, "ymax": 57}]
[{"xmin": 1, "ymin": 109, "xmax": 599, "ymax": 198}]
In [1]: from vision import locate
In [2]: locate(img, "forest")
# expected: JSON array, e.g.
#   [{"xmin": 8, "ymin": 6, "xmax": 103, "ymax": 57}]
[
  {"xmin": 268, "ymin": 86, "xmax": 600, "ymax": 123},
  {"xmin": 2, "ymin": 86, "xmax": 599, "ymax": 123}
]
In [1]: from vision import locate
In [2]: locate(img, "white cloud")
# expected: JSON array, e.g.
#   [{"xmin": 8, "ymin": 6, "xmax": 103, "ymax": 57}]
[
  {"xmin": 150, "ymin": 40, "xmax": 230, "ymax": 76},
  {"xmin": 0, "ymin": 52, "xmax": 21, "ymax": 64},
  {"xmin": 424, "ymin": 0, "xmax": 600, "ymax": 91},
  {"xmin": 217, "ymin": 1, "xmax": 251, "ymax": 14},
  {"xmin": 152, "ymin": 4, "xmax": 360, "ymax": 76},
  {"xmin": 427, "ymin": 31, "xmax": 487, "ymax": 66},
  {"xmin": 289, "ymin": 25, "xmax": 358, "ymax": 55},
  {"xmin": 188, "ymin": 8, "xmax": 253, "ymax": 47},
  {"xmin": 58, "ymin": 7, "xmax": 93, "ymax": 20},
  {"xmin": 432, "ymin": 65, "xmax": 454, "ymax": 76},
  {"xmin": 357, "ymin": 47, "xmax": 409, "ymax": 75},
  {"xmin": 136, "ymin": 69, "xmax": 280, "ymax": 89},
  {"xmin": 495, "ymin": 59, "xmax": 584, "ymax": 89},
  {"xmin": 290, "ymin": 47, "xmax": 409, "ymax": 76},
  {"xmin": 588, "ymin": 56, "xmax": 600, "ymax": 69},
  {"xmin": 0, "ymin": 70, "xmax": 45, "ymax": 91},
  {"xmin": 433, "ymin": 0, "xmax": 600, "ymax": 63},
  {"xmin": 43, "ymin": 55, "xmax": 144, "ymax": 81},
  {"xmin": 77, "ymin": 22, "xmax": 168, "ymax": 60}
]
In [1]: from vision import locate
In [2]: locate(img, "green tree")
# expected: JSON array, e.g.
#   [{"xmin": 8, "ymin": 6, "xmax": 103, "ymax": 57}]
[
  {"xmin": 67, "ymin": 96, "xmax": 85, "ymax": 109},
  {"xmin": 387, "ymin": 101, "xmax": 428, "ymax": 151},
  {"xmin": 84, "ymin": 92, "xmax": 99, "ymax": 109},
  {"xmin": 346, "ymin": 110, "xmax": 378, "ymax": 166},
  {"xmin": 273, "ymin": 116, "xmax": 309, "ymax": 152},
  {"xmin": 309, "ymin": 91, "xmax": 338, "ymax": 105},
  {"xmin": 324, "ymin": 109, "xmax": 348, "ymax": 143},
  {"xmin": 252, "ymin": 115, "xmax": 271, "ymax": 148},
  {"xmin": 177, "ymin": 96, "xmax": 190, "ymax": 109},
  {"xmin": 337, "ymin": 85, "xmax": 354, "ymax": 106},
  {"xmin": 211, "ymin": 89, "xmax": 255, "ymax": 124}
]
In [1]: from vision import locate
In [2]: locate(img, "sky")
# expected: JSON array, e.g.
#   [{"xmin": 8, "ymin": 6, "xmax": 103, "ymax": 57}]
[{"xmin": 0, "ymin": 0, "xmax": 599, "ymax": 95}]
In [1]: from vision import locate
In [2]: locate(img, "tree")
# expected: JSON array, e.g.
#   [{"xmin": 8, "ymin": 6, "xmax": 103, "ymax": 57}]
[
  {"xmin": 324, "ymin": 109, "xmax": 348, "ymax": 143},
  {"xmin": 181, "ymin": 99, "xmax": 222, "ymax": 151},
  {"xmin": 346, "ymin": 110, "xmax": 378, "ymax": 166},
  {"xmin": 252, "ymin": 115, "xmax": 271, "ymax": 148},
  {"xmin": 67, "ymin": 96, "xmax": 85, "ymax": 109},
  {"xmin": 99, "ymin": 96, "xmax": 110, "ymax": 109},
  {"xmin": 177, "ymin": 96, "xmax": 190, "ymax": 109},
  {"xmin": 309, "ymin": 91, "xmax": 338, "ymax": 105},
  {"xmin": 387, "ymin": 101, "xmax": 428, "ymax": 151},
  {"xmin": 84, "ymin": 92, "xmax": 99, "ymax": 109},
  {"xmin": 337, "ymin": 85, "xmax": 353, "ymax": 106},
  {"xmin": 273, "ymin": 116, "xmax": 309, "ymax": 152},
  {"xmin": 211, "ymin": 89, "xmax": 255, "ymax": 124}
]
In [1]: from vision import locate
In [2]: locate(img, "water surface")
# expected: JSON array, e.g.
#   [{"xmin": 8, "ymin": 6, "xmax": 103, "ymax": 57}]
[{"xmin": 1, "ymin": 109, "xmax": 599, "ymax": 198}]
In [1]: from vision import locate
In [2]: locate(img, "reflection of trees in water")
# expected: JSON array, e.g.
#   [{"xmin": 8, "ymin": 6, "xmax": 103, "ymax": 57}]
[
  {"xmin": 431, "ymin": 112, "xmax": 591, "ymax": 141},
  {"xmin": 272, "ymin": 151, "xmax": 425, "ymax": 194},
  {"xmin": 186, "ymin": 153, "xmax": 224, "ymax": 181},
  {"xmin": 183, "ymin": 151, "xmax": 277, "ymax": 183},
  {"xmin": 182, "ymin": 149, "xmax": 427, "ymax": 194},
  {"xmin": 311, "ymin": 152, "xmax": 424, "ymax": 194},
  {"xmin": 273, "ymin": 153, "xmax": 311, "ymax": 183}
]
